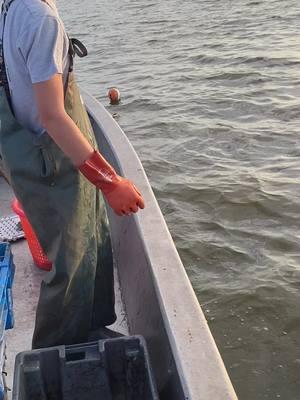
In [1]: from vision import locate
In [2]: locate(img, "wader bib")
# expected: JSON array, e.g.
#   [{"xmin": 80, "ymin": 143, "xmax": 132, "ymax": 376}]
[{"xmin": 0, "ymin": 0, "xmax": 116, "ymax": 348}]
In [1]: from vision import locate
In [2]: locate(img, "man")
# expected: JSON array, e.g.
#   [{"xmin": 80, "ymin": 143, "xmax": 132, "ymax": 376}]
[{"xmin": 0, "ymin": 0, "xmax": 145, "ymax": 348}]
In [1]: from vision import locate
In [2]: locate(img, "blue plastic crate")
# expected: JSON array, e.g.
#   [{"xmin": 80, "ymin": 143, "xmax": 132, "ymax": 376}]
[
  {"xmin": 0, "ymin": 339, "xmax": 6, "ymax": 400},
  {"xmin": 0, "ymin": 242, "xmax": 15, "ymax": 286},
  {"xmin": 0, "ymin": 244, "xmax": 15, "ymax": 332},
  {"xmin": 0, "ymin": 242, "xmax": 13, "ymax": 271},
  {"xmin": 7, "ymin": 260, "xmax": 15, "ymax": 289},
  {"xmin": 6, "ymin": 288, "xmax": 14, "ymax": 330},
  {"xmin": 0, "ymin": 243, "xmax": 11, "ymax": 266},
  {"xmin": 0, "ymin": 267, "xmax": 9, "ymax": 304},
  {"xmin": 0, "ymin": 291, "xmax": 8, "ymax": 344},
  {"xmin": 0, "ymin": 243, "xmax": 12, "ymax": 293}
]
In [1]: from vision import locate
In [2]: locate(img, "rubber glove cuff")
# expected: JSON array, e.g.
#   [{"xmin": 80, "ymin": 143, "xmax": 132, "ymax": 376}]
[{"xmin": 78, "ymin": 150, "xmax": 121, "ymax": 193}]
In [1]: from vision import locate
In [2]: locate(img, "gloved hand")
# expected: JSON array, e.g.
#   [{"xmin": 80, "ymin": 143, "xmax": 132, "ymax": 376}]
[{"xmin": 78, "ymin": 150, "xmax": 145, "ymax": 216}]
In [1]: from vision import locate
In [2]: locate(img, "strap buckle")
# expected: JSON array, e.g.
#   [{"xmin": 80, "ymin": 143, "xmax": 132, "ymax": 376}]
[
  {"xmin": 69, "ymin": 38, "xmax": 88, "ymax": 58},
  {"xmin": 68, "ymin": 37, "xmax": 88, "ymax": 73},
  {"xmin": 2, "ymin": 0, "xmax": 15, "ymax": 14}
]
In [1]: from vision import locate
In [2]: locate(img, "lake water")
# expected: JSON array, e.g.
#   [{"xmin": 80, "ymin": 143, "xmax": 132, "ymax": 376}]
[{"xmin": 59, "ymin": 0, "xmax": 300, "ymax": 398}]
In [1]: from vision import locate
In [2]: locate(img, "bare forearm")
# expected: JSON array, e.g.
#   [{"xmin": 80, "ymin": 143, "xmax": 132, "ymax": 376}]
[
  {"xmin": 32, "ymin": 74, "xmax": 145, "ymax": 215},
  {"xmin": 33, "ymin": 74, "xmax": 93, "ymax": 166},
  {"xmin": 43, "ymin": 111, "xmax": 93, "ymax": 166}
]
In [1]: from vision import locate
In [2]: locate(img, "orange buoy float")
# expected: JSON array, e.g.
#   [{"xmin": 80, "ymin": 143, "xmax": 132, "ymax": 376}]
[{"xmin": 108, "ymin": 87, "xmax": 121, "ymax": 105}]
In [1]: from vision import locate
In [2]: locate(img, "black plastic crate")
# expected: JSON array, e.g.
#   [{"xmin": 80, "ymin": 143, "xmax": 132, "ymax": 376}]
[{"xmin": 13, "ymin": 336, "xmax": 159, "ymax": 400}]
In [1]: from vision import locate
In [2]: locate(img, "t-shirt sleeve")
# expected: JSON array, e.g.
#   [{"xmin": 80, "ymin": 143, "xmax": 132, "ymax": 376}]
[{"xmin": 19, "ymin": 16, "xmax": 65, "ymax": 84}]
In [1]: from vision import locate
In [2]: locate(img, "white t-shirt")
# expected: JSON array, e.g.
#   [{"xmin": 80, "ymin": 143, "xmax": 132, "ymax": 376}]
[{"xmin": 0, "ymin": 0, "xmax": 70, "ymax": 135}]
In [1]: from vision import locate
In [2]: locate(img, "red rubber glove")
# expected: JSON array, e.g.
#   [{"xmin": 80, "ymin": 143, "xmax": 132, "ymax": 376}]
[{"xmin": 78, "ymin": 150, "xmax": 145, "ymax": 216}]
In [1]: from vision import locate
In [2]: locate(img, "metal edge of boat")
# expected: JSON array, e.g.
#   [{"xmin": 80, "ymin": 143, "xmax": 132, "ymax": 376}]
[{"xmin": 82, "ymin": 90, "xmax": 238, "ymax": 400}]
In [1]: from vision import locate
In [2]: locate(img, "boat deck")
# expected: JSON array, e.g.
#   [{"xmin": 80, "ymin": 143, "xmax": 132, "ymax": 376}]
[{"xmin": 0, "ymin": 177, "xmax": 128, "ymax": 398}]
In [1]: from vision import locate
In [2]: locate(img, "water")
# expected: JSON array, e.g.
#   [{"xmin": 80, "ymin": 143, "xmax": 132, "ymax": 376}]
[{"xmin": 59, "ymin": 1, "xmax": 300, "ymax": 398}]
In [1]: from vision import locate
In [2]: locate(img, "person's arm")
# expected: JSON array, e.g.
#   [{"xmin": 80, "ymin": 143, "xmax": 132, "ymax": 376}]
[
  {"xmin": 33, "ymin": 74, "xmax": 145, "ymax": 216},
  {"xmin": 33, "ymin": 74, "xmax": 93, "ymax": 166}
]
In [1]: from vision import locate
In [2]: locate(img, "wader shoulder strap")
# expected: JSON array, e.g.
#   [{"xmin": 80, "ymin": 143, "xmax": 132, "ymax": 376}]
[
  {"xmin": 64, "ymin": 37, "xmax": 88, "ymax": 95},
  {"xmin": 68, "ymin": 37, "xmax": 88, "ymax": 72},
  {"xmin": 1, "ymin": 0, "xmax": 15, "ymax": 13},
  {"xmin": 0, "ymin": 0, "xmax": 14, "ymax": 113}
]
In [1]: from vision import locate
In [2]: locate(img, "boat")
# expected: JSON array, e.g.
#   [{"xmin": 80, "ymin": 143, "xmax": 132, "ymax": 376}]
[{"xmin": 0, "ymin": 91, "xmax": 238, "ymax": 399}]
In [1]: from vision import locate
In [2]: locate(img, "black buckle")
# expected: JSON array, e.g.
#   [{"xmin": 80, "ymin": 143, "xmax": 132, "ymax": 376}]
[
  {"xmin": 70, "ymin": 38, "xmax": 88, "ymax": 58},
  {"xmin": 2, "ymin": 0, "xmax": 14, "ymax": 14},
  {"xmin": 68, "ymin": 38, "xmax": 88, "ymax": 73}
]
